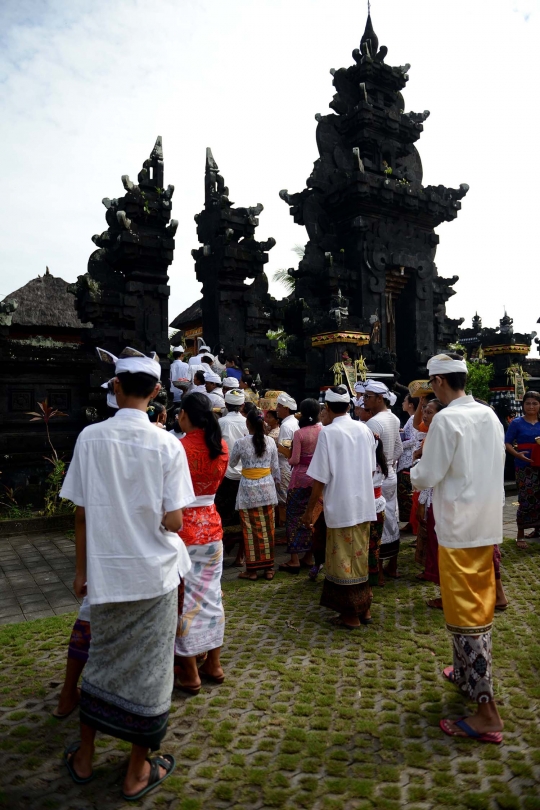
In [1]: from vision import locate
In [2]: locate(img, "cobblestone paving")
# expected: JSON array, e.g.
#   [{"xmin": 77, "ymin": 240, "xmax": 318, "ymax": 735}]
[{"xmin": 1, "ymin": 516, "xmax": 540, "ymax": 810}]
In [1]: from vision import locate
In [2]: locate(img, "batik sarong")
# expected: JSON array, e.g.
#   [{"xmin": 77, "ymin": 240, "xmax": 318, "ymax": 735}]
[
  {"xmin": 368, "ymin": 512, "xmax": 385, "ymax": 585},
  {"xmin": 423, "ymin": 505, "xmax": 440, "ymax": 584},
  {"xmin": 452, "ymin": 632, "xmax": 494, "ymax": 703},
  {"xmin": 379, "ymin": 474, "xmax": 399, "ymax": 560},
  {"xmin": 67, "ymin": 619, "xmax": 91, "ymax": 663},
  {"xmin": 240, "ymin": 504, "xmax": 275, "ymax": 572},
  {"xmin": 80, "ymin": 587, "xmax": 177, "ymax": 750},
  {"xmin": 286, "ymin": 487, "xmax": 313, "ymax": 553},
  {"xmin": 175, "ymin": 541, "xmax": 225, "ymax": 657},
  {"xmin": 321, "ymin": 522, "xmax": 372, "ymax": 616},
  {"xmin": 397, "ymin": 469, "xmax": 412, "ymax": 523},
  {"xmin": 312, "ymin": 504, "xmax": 326, "ymax": 567},
  {"xmin": 515, "ymin": 466, "xmax": 540, "ymax": 529}
]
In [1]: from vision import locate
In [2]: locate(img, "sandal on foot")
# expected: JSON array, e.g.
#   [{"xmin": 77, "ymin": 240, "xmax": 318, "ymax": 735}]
[
  {"xmin": 516, "ymin": 539, "xmax": 529, "ymax": 549},
  {"xmin": 439, "ymin": 718, "xmax": 503, "ymax": 744},
  {"xmin": 328, "ymin": 617, "xmax": 361, "ymax": 631},
  {"xmin": 122, "ymin": 754, "xmax": 176, "ymax": 801},
  {"xmin": 238, "ymin": 571, "xmax": 257, "ymax": 580},
  {"xmin": 307, "ymin": 564, "xmax": 322, "ymax": 581},
  {"xmin": 384, "ymin": 570, "xmax": 402, "ymax": 579},
  {"xmin": 264, "ymin": 570, "xmax": 275, "ymax": 580},
  {"xmin": 278, "ymin": 564, "xmax": 300, "ymax": 574},
  {"xmin": 442, "ymin": 666, "xmax": 455, "ymax": 683},
  {"xmin": 495, "ymin": 603, "xmax": 508, "ymax": 611},
  {"xmin": 198, "ymin": 668, "xmax": 225, "ymax": 684},
  {"xmin": 427, "ymin": 598, "xmax": 443, "ymax": 610},
  {"xmin": 173, "ymin": 676, "xmax": 201, "ymax": 695},
  {"xmin": 360, "ymin": 616, "xmax": 373, "ymax": 625},
  {"xmin": 63, "ymin": 742, "xmax": 95, "ymax": 784}
]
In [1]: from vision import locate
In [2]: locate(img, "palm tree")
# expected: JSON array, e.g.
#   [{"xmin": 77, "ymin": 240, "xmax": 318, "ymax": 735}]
[{"xmin": 272, "ymin": 244, "xmax": 305, "ymax": 294}]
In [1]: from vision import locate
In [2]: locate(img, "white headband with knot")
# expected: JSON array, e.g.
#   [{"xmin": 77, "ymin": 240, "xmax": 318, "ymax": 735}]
[
  {"xmin": 204, "ymin": 371, "xmax": 221, "ymax": 384},
  {"xmin": 354, "ymin": 381, "xmax": 366, "ymax": 393},
  {"xmin": 225, "ymin": 388, "xmax": 245, "ymax": 405},
  {"xmin": 223, "ymin": 376, "xmax": 240, "ymax": 388},
  {"xmin": 96, "ymin": 347, "xmax": 161, "ymax": 381},
  {"xmin": 325, "ymin": 387, "xmax": 351, "ymax": 404},
  {"xmin": 277, "ymin": 392, "xmax": 297, "ymax": 410},
  {"xmin": 427, "ymin": 354, "xmax": 468, "ymax": 375}
]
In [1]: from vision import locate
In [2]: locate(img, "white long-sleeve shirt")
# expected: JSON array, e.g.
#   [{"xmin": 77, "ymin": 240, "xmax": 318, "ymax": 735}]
[{"xmin": 410, "ymin": 396, "xmax": 505, "ymax": 549}]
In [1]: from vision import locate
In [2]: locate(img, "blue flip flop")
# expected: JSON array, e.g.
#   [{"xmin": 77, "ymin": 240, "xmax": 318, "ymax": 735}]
[
  {"xmin": 121, "ymin": 754, "xmax": 176, "ymax": 801},
  {"xmin": 63, "ymin": 741, "xmax": 95, "ymax": 784}
]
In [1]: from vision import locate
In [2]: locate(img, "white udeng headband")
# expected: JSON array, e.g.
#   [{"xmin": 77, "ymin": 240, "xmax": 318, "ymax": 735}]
[
  {"xmin": 427, "ymin": 354, "xmax": 467, "ymax": 375},
  {"xmin": 96, "ymin": 347, "xmax": 161, "ymax": 381},
  {"xmin": 277, "ymin": 393, "xmax": 297, "ymax": 410},
  {"xmin": 325, "ymin": 387, "xmax": 350, "ymax": 403}
]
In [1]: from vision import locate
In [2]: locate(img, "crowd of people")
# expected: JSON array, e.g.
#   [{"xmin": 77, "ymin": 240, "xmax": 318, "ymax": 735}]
[{"xmin": 50, "ymin": 342, "xmax": 539, "ymax": 799}]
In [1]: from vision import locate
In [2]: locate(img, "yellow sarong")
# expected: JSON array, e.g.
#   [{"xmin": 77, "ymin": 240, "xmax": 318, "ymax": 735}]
[
  {"xmin": 325, "ymin": 523, "xmax": 370, "ymax": 586},
  {"xmin": 242, "ymin": 467, "xmax": 271, "ymax": 480},
  {"xmin": 439, "ymin": 545, "xmax": 495, "ymax": 635}
]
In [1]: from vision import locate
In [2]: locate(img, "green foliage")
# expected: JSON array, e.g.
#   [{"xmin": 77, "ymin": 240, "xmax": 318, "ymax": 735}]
[
  {"xmin": 465, "ymin": 361, "xmax": 494, "ymax": 401},
  {"xmin": 267, "ymin": 329, "xmax": 292, "ymax": 359},
  {"xmin": 43, "ymin": 458, "xmax": 74, "ymax": 517},
  {"xmin": 272, "ymin": 268, "xmax": 296, "ymax": 293}
]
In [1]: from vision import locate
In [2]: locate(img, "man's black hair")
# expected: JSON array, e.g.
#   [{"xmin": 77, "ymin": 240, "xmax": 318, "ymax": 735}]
[
  {"xmin": 194, "ymin": 370, "xmax": 205, "ymax": 385},
  {"xmin": 172, "ymin": 349, "xmax": 184, "ymax": 356},
  {"xmin": 116, "ymin": 371, "xmax": 158, "ymax": 399},
  {"xmin": 226, "ymin": 403, "xmax": 242, "ymax": 413},
  {"xmin": 438, "ymin": 352, "xmax": 467, "ymax": 392},
  {"xmin": 326, "ymin": 386, "xmax": 350, "ymax": 414},
  {"xmin": 201, "ymin": 355, "xmax": 213, "ymax": 365}
]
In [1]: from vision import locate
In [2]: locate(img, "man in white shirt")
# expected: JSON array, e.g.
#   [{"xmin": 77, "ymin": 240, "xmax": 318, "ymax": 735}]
[
  {"xmin": 364, "ymin": 380, "xmax": 403, "ymax": 581},
  {"xmin": 170, "ymin": 347, "xmax": 190, "ymax": 403},
  {"xmin": 215, "ymin": 389, "xmax": 249, "ymax": 564},
  {"xmin": 59, "ymin": 347, "xmax": 195, "ymax": 799},
  {"xmin": 188, "ymin": 344, "xmax": 213, "ymax": 367},
  {"xmin": 204, "ymin": 371, "xmax": 225, "ymax": 411},
  {"xmin": 410, "ymin": 353, "xmax": 505, "ymax": 744},
  {"xmin": 276, "ymin": 392, "xmax": 299, "ymax": 522},
  {"xmin": 302, "ymin": 386, "xmax": 376, "ymax": 629}
]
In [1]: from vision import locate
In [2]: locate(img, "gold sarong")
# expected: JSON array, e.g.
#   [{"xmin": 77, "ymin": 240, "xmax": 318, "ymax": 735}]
[
  {"xmin": 242, "ymin": 467, "xmax": 271, "ymax": 480},
  {"xmin": 439, "ymin": 545, "xmax": 495, "ymax": 635},
  {"xmin": 325, "ymin": 523, "xmax": 370, "ymax": 586}
]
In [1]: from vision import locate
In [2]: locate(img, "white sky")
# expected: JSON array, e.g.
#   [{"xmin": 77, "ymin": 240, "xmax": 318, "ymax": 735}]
[{"xmin": 1, "ymin": 0, "xmax": 539, "ymax": 340}]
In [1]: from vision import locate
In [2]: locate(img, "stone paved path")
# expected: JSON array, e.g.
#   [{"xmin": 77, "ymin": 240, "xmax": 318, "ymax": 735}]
[{"xmin": 1, "ymin": 498, "xmax": 540, "ymax": 810}]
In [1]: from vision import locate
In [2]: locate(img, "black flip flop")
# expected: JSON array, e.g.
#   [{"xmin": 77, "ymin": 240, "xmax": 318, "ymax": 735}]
[
  {"xmin": 122, "ymin": 754, "xmax": 176, "ymax": 802},
  {"xmin": 328, "ymin": 617, "xmax": 361, "ymax": 631},
  {"xmin": 63, "ymin": 742, "xmax": 95, "ymax": 784}
]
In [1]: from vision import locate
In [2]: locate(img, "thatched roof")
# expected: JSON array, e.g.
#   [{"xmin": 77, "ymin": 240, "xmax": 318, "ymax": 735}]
[
  {"xmin": 170, "ymin": 298, "xmax": 202, "ymax": 329},
  {"xmin": 3, "ymin": 268, "xmax": 90, "ymax": 329}
]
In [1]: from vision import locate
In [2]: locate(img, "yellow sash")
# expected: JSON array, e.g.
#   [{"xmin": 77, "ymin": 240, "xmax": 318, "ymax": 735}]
[{"xmin": 242, "ymin": 467, "xmax": 271, "ymax": 480}]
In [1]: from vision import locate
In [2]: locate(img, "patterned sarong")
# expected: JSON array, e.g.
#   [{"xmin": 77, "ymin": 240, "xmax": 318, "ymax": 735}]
[
  {"xmin": 67, "ymin": 619, "xmax": 91, "ymax": 663},
  {"xmin": 175, "ymin": 541, "xmax": 225, "ymax": 657},
  {"xmin": 368, "ymin": 512, "xmax": 385, "ymax": 585},
  {"xmin": 397, "ymin": 469, "xmax": 412, "ymax": 522},
  {"xmin": 286, "ymin": 487, "xmax": 313, "ymax": 554},
  {"xmin": 452, "ymin": 632, "xmax": 494, "ymax": 703},
  {"xmin": 240, "ymin": 504, "xmax": 275, "ymax": 572},
  {"xmin": 515, "ymin": 466, "xmax": 540, "ymax": 529},
  {"xmin": 80, "ymin": 587, "xmax": 177, "ymax": 750}
]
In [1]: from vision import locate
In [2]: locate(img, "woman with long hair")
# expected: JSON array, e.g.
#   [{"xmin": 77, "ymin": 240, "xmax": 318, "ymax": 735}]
[
  {"xmin": 174, "ymin": 393, "xmax": 229, "ymax": 694},
  {"xmin": 280, "ymin": 399, "xmax": 322, "ymax": 574},
  {"xmin": 229, "ymin": 409, "xmax": 281, "ymax": 580},
  {"xmin": 505, "ymin": 390, "xmax": 540, "ymax": 549}
]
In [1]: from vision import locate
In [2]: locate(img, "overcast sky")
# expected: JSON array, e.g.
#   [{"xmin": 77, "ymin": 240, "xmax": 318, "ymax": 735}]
[{"xmin": 1, "ymin": 0, "xmax": 539, "ymax": 343}]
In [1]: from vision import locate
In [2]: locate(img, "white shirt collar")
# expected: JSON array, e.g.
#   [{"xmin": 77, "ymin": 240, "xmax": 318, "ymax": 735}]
[
  {"xmin": 114, "ymin": 408, "xmax": 151, "ymax": 423},
  {"xmin": 447, "ymin": 395, "xmax": 474, "ymax": 408}
]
